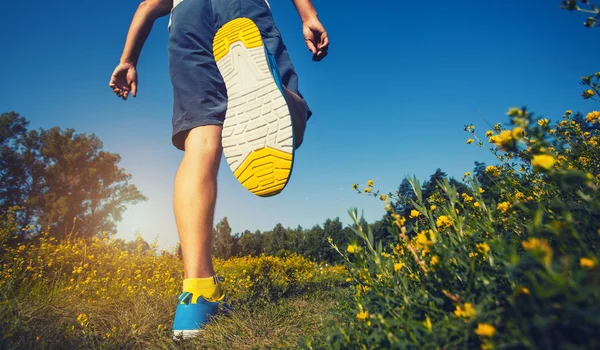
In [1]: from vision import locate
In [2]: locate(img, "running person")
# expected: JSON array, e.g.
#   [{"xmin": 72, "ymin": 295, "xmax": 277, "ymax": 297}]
[{"xmin": 109, "ymin": 0, "xmax": 328, "ymax": 339}]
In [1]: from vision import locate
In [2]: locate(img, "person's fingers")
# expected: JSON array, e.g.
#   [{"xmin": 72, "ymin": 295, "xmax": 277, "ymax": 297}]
[
  {"xmin": 305, "ymin": 38, "xmax": 317, "ymax": 55},
  {"xmin": 131, "ymin": 81, "xmax": 137, "ymax": 98},
  {"xmin": 318, "ymin": 32, "xmax": 329, "ymax": 50}
]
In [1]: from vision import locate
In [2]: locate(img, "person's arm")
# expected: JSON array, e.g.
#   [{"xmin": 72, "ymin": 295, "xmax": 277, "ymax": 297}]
[
  {"xmin": 291, "ymin": 0, "xmax": 329, "ymax": 61},
  {"xmin": 109, "ymin": 0, "xmax": 172, "ymax": 100}
]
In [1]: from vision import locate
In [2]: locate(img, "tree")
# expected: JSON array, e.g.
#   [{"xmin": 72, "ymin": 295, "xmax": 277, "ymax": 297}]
[
  {"xmin": 238, "ymin": 229, "xmax": 263, "ymax": 256},
  {"xmin": 213, "ymin": 217, "xmax": 237, "ymax": 259},
  {"xmin": 0, "ymin": 112, "xmax": 146, "ymax": 238},
  {"xmin": 263, "ymin": 223, "xmax": 287, "ymax": 256}
]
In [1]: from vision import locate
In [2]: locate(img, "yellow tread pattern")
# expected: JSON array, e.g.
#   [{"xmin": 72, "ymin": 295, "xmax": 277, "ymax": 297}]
[
  {"xmin": 213, "ymin": 18, "xmax": 263, "ymax": 62},
  {"xmin": 233, "ymin": 147, "xmax": 293, "ymax": 197}
]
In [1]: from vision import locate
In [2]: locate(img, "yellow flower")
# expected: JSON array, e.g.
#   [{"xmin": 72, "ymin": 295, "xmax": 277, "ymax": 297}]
[
  {"xmin": 479, "ymin": 188, "xmax": 485, "ymax": 193},
  {"xmin": 538, "ymin": 118, "xmax": 549, "ymax": 127},
  {"xmin": 436, "ymin": 216, "xmax": 453, "ymax": 229},
  {"xmin": 410, "ymin": 210, "xmax": 421, "ymax": 219},
  {"xmin": 347, "ymin": 244, "xmax": 359, "ymax": 253},
  {"xmin": 356, "ymin": 311, "xmax": 369, "ymax": 321},
  {"xmin": 497, "ymin": 202, "xmax": 511, "ymax": 214},
  {"xmin": 463, "ymin": 172, "xmax": 471, "ymax": 178},
  {"xmin": 565, "ymin": 110, "xmax": 572, "ymax": 115},
  {"xmin": 485, "ymin": 130, "xmax": 494, "ymax": 137},
  {"xmin": 485, "ymin": 166, "xmax": 500, "ymax": 177},
  {"xmin": 467, "ymin": 138, "xmax": 474, "ymax": 144},
  {"xmin": 517, "ymin": 286, "xmax": 530, "ymax": 295},
  {"xmin": 394, "ymin": 262, "xmax": 404, "ymax": 272},
  {"xmin": 489, "ymin": 130, "xmax": 514, "ymax": 150},
  {"xmin": 531, "ymin": 154, "xmax": 556, "ymax": 172},
  {"xmin": 430, "ymin": 205, "xmax": 437, "ymax": 211},
  {"xmin": 476, "ymin": 243, "xmax": 491, "ymax": 254},
  {"xmin": 585, "ymin": 111, "xmax": 600, "ymax": 124},
  {"xmin": 379, "ymin": 194, "xmax": 388, "ymax": 201},
  {"xmin": 475, "ymin": 323, "xmax": 496, "ymax": 337},
  {"xmin": 583, "ymin": 89, "xmax": 596, "ymax": 99},
  {"xmin": 367, "ymin": 179, "xmax": 374, "ymax": 187},
  {"xmin": 431, "ymin": 256, "xmax": 440, "ymax": 266},
  {"xmin": 515, "ymin": 192, "xmax": 526, "ymax": 201},
  {"xmin": 474, "ymin": 202, "xmax": 480, "ymax": 208},
  {"xmin": 522, "ymin": 238, "xmax": 553, "ymax": 266},
  {"xmin": 423, "ymin": 316, "xmax": 432, "ymax": 332},
  {"xmin": 364, "ymin": 187, "xmax": 372, "ymax": 193},
  {"xmin": 512, "ymin": 127, "xmax": 524, "ymax": 139},
  {"xmin": 580, "ymin": 257, "xmax": 596, "ymax": 268},
  {"xmin": 507, "ymin": 107, "xmax": 522, "ymax": 117},
  {"xmin": 352, "ymin": 184, "xmax": 358, "ymax": 190},
  {"xmin": 453, "ymin": 303, "xmax": 476, "ymax": 319}
]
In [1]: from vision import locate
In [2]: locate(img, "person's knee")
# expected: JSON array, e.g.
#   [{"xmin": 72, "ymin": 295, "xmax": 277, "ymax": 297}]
[{"xmin": 184, "ymin": 125, "xmax": 223, "ymax": 154}]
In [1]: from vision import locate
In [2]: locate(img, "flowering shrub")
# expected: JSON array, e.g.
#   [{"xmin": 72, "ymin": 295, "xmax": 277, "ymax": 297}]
[
  {"xmin": 321, "ymin": 105, "xmax": 600, "ymax": 349},
  {"xmin": 0, "ymin": 227, "xmax": 344, "ymax": 305},
  {"xmin": 0, "ymin": 221, "xmax": 345, "ymax": 346}
]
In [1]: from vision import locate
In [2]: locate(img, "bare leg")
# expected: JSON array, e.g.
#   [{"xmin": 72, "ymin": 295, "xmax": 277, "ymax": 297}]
[{"xmin": 173, "ymin": 125, "xmax": 222, "ymax": 279}]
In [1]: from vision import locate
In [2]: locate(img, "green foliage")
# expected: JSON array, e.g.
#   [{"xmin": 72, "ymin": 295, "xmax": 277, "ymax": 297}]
[
  {"xmin": 0, "ymin": 112, "xmax": 146, "ymax": 239},
  {"xmin": 561, "ymin": 0, "xmax": 600, "ymax": 28},
  {"xmin": 318, "ymin": 107, "xmax": 600, "ymax": 349}
]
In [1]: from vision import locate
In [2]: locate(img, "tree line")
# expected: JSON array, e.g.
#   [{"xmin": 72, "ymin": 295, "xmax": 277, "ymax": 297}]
[{"xmin": 2, "ymin": 111, "xmax": 489, "ymax": 264}]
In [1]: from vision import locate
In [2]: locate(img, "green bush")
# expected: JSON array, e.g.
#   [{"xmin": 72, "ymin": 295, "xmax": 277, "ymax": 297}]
[{"xmin": 317, "ymin": 105, "xmax": 600, "ymax": 349}]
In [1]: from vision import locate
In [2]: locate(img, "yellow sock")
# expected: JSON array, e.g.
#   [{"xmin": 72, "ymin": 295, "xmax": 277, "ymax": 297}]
[{"xmin": 182, "ymin": 276, "xmax": 224, "ymax": 303}]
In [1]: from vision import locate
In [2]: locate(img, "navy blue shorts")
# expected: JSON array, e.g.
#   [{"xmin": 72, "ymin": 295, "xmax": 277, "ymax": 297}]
[{"xmin": 168, "ymin": 0, "xmax": 311, "ymax": 151}]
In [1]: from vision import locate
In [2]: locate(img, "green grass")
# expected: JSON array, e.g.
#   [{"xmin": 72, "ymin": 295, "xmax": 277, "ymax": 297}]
[{"xmin": 0, "ymin": 286, "xmax": 350, "ymax": 349}]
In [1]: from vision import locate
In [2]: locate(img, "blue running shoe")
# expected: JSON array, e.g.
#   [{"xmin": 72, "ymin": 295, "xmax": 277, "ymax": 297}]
[{"xmin": 172, "ymin": 291, "xmax": 220, "ymax": 340}]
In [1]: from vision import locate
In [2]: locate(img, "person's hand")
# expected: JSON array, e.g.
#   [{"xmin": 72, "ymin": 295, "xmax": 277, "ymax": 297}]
[
  {"xmin": 109, "ymin": 61, "xmax": 138, "ymax": 100},
  {"xmin": 302, "ymin": 17, "xmax": 328, "ymax": 61}
]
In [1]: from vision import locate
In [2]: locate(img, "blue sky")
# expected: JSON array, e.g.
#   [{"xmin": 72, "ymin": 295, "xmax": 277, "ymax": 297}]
[{"xmin": 1, "ymin": 0, "xmax": 598, "ymax": 249}]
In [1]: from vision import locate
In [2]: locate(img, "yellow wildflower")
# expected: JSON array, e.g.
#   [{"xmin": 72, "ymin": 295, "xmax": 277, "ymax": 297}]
[
  {"xmin": 356, "ymin": 311, "xmax": 369, "ymax": 321},
  {"xmin": 467, "ymin": 138, "xmax": 474, "ymax": 144},
  {"xmin": 515, "ymin": 192, "xmax": 526, "ymax": 201},
  {"xmin": 475, "ymin": 323, "xmax": 496, "ymax": 337},
  {"xmin": 367, "ymin": 179, "xmax": 374, "ymax": 187},
  {"xmin": 580, "ymin": 257, "xmax": 596, "ymax": 269},
  {"xmin": 431, "ymin": 256, "xmax": 440, "ymax": 266},
  {"xmin": 583, "ymin": 89, "xmax": 596, "ymax": 99},
  {"xmin": 532, "ymin": 154, "xmax": 556, "ymax": 172},
  {"xmin": 479, "ymin": 188, "xmax": 485, "ymax": 193},
  {"xmin": 537, "ymin": 118, "xmax": 549, "ymax": 127},
  {"xmin": 430, "ymin": 205, "xmax": 437, "ymax": 211},
  {"xmin": 347, "ymin": 244, "xmax": 359, "ymax": 253},
  {"xmin": 522, "ymin": 238, "xmax": 553, "ymax": 266},
  {"xmin": 424, "ymin": 316, "xmax": 432, "ymax": 332},
  {"xmin": 485, "ymin": 130, "xmax": 494, "ymax": 137},
  {"xmin": 585, "ymin": 111, "xmax": 600, "ymax": 124},
  {"xmin": 497, "ymin": 202, "xmax": 511, "ymax": 214},
  {"xmin": 474, "ymin": 202, "xmax": 480, "ymax": 208},
  {"xmin": 436, "ymin": 216, "xmax": 453, "ymax": 229},
  {"xmin": 512, "ymin": 127, "xmax": 524, "ymax": 139},
  {"xmin": 565, "ymin": 110, "xmax": 572, "ymax": 115},
  {"xmin": 410, "ymin": 210, "xmax": 421, "ymax": 219},
  {"xmin": 507, "ymin": 107, "xmax": 522, "ymax": 116},
  {"xmin": 464, "ymin": 172, "xmax": 471, "ymax": 177},
  {"xmin": 394, "ymin": 262, "xmax": 404, "ymax": 272},
  {"xmin": 379, "ymin": 194, "xmax": 388, "ymax": 201},
  {"xmin": 485, "ymin": 166, "xmax": 500, "ymax": 177},
  {"xmin": 476, "ymin": 243, "xmax": 491, "ymax": 254},
  {"xmin": 364, "ymin": 187, "xmax": 372, "ymax": 193},
  {"xmin": 454, "ymin": 303, "xmax": 476, "ymax": 319}
]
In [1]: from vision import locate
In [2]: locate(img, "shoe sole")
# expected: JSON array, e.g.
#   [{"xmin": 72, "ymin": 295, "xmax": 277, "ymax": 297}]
[
  {"xmin": 213, "ymin": 18, "xmax": 295, "ymax": 197},
  {"xmin": 173, "ymin": 329, "xmax": 200, "ymax": 340}
]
